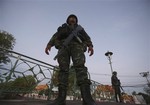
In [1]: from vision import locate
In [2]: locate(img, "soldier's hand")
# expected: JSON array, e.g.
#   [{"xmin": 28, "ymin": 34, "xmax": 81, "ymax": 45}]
[
  {"xmin": 45, "ymin": 45, "xmax": 52, "ymax": 55},
  {"xmin": 88, "ymin": 46, "xmax": 94, "ymax": 56}
]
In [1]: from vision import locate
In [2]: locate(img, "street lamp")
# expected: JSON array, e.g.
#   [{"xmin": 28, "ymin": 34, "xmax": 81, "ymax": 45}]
[{"xmin": 105, "ymin": 51, "xmax": 113, "ymax": 74}]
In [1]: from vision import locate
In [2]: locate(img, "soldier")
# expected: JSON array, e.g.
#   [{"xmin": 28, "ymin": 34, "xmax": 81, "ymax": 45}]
[
  {"xmin": 45, "ymin": 14, "xmax": 96, "ymax": 105},
  {"xmin": 111, "ymin": 71, "xmax": 122, "ymax": 102}
]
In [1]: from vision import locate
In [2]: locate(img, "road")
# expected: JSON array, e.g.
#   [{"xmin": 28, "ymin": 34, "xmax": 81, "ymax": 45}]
[{"xmin": 0, "ymin": 100, "xmax": 146, "ymax": 105}]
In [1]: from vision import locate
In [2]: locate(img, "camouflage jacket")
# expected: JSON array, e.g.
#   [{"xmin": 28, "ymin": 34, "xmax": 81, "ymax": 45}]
[{"xmin": 47, "ymin": 23, "xmax": 93, "ymax": 50}]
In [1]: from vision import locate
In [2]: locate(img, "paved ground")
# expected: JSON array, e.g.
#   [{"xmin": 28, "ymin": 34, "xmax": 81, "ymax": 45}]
[{"xmin": 0, "ymin": 100, "xmax": 146, "ymax": 105}]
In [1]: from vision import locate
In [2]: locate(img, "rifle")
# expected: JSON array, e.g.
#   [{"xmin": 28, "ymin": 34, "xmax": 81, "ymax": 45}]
[
  {"xmin": 120, "ymin": 85, "xmax": 125, "ymax": 92},
  {"xmin": 53, "ymin": 25, "xmax": 83, "ymax": 60}
]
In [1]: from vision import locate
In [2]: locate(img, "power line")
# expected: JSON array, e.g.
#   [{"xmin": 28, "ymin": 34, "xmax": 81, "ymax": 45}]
[
  {"xmin": 122, "ymin": 83, "xmax": 147, "ymax": 88},
  {"xmin": 90, "ymin": 72, "xmax": 111, "ymax": 76},
  {"xmin": 90, "ymin": 72, "xmax": 141, "ymax": 78}
]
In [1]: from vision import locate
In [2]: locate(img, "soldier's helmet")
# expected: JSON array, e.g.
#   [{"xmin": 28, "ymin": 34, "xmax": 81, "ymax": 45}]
[
  {"xmin": 66, "ymin": 14, "xmax": 78, "ymax": 24},
  {"xmin": 113, "ymin": 71, "xmax": 117, "ymax": 75}
]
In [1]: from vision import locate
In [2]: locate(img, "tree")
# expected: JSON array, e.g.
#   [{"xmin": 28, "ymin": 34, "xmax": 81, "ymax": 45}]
[
  {"xmin": 12, "ymin": 75, "xmax": 36, "ymax": 91},
  {"xmin": 68, "ymin": 66, "xmax": 79, "ymax": 95},
  {"xmin": 51, "ymin": 65, "xmax": 79, "ymax": 95},
  {"xmin": 0, "ymin": 30, "xmax": 16, "ymax": 64},
  {"xmin": 132, "ymin": 91, "xmax": 137, "ymax": 95},
  {"xmin": 51, "ymin": 66, "xmax": 60, "ymax": 87},
  {"xmin": 0, "ymin": 75, "xmax": 36, "ymax": 99}
]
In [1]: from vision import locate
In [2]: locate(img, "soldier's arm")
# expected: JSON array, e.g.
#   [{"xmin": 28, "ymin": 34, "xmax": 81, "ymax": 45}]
[
  {"xmin": 45, "ymin": 32, "xmax": 58, "ymax": 55},
  {"xmin": 47, "ymin": 32, "xmax": 58, "ymax": 47},
  {"xmin": 80, "ymin": 29, "xmax": 94, "ymax": 56},
  {"xmin": 80, "ymin": 29, "xmax": 93, "ymax": 47}
]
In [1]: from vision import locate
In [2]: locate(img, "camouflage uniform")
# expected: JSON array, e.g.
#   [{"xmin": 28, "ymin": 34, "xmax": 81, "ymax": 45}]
[
  {"xmin": 111, "ymin": 71, "xmax": 122, "ymax": 102},
  {"xmin": 46, "ymin": 14, "xmax": 96, "ymax": 105}
]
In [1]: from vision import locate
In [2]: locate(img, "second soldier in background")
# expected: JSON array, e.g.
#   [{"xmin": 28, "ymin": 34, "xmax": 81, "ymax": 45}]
[{"xmin": 111, "ymin": 71, "xmax": 122, "ymax": 103}]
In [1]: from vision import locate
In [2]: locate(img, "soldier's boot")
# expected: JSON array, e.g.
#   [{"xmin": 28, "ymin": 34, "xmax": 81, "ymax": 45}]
[
  {"xmin": 48, "ymin": 86, "xmax": 67, "ymax": 105},
  {"xmin": 80, "ymin": 84, "xmax": 97, "ymax": 105},
  {"xmin": 82, "ymin": 101, "xmax": 87, "ymax": 105}
]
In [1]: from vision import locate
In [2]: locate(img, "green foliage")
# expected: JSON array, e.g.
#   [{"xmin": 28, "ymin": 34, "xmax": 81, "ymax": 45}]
[
  {"xmin": 0, "ymin": 30, "xmax": 16, "ymax": 64},
  {"xmin": 51, "ymin": 65, "xmax": 80, "ymax": 95},
  {"xmin": 12, "ymin": 75, "xmax": 36, "ymax": 91},
  {"xmin": 132, "ymin": 91, "xmax": 137, "ymax": 95},
  {"xmin": 0, "ymin": 75, "xmax": 36, "ymax": 99},
  {"xmin": 51, "ymin": 66, "xmax": 60, "ymax": 87},
  {"xmin": 68, "ymin": 66, "xmax": 79, "ymax": 95},
  {"xmin": 0, "ymin": 30, "xmax": 16, "ymax": 49},
  {"xmin": 39, "ymin": 89, "xmax": 46, "ymax": 95}
]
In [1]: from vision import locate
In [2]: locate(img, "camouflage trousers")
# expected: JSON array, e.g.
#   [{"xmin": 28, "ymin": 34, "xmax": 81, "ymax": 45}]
[{"xmin": 57, "ymin": 43, "xmax": 91, "ymax": 88}]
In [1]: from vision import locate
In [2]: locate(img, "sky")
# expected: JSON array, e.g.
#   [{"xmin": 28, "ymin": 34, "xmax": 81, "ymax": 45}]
[{"xmin": 0, "ymin": 0, "xmax": 150, "ymax": 94}]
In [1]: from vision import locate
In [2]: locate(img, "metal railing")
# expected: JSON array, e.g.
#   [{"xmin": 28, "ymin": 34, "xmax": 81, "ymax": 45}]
[
  {"xmin": 0, "ymin": 47, "xmax": 57, "ymax": 100},
  {"xmin": 0, "ymin": 47, "xmax": 114, "ymax": 101}
]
